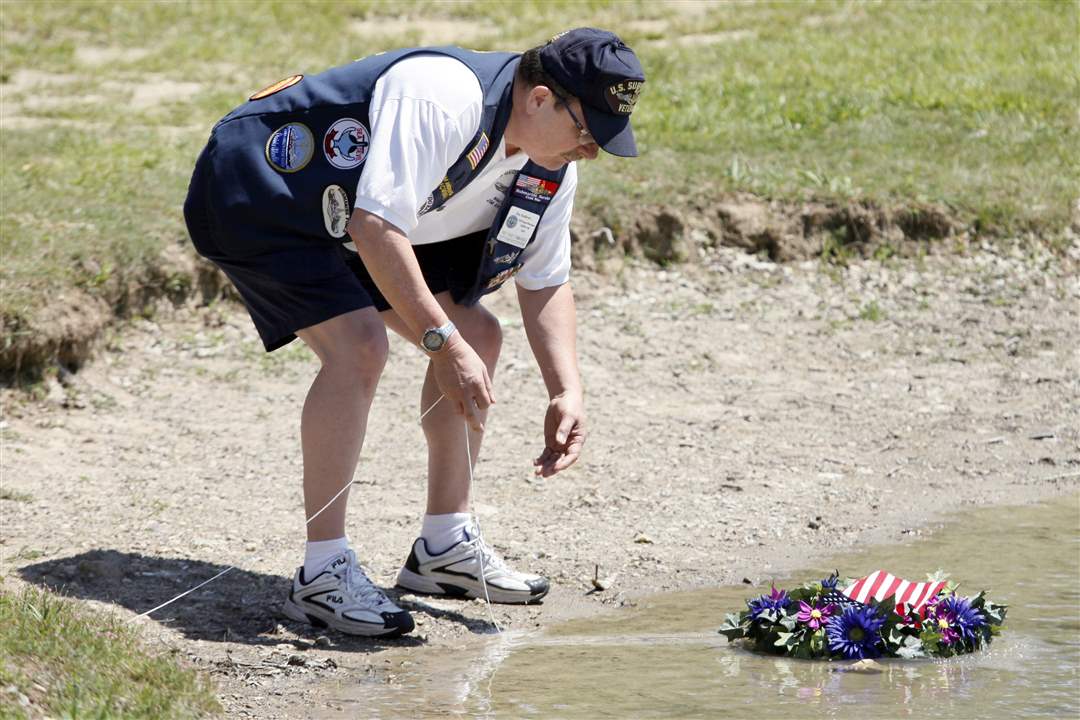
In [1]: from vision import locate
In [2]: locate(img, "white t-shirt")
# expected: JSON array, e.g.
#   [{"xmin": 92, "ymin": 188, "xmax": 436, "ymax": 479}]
[{"xmin": 352, "ymin": 54, "xmax": 575, "ymax": 291}]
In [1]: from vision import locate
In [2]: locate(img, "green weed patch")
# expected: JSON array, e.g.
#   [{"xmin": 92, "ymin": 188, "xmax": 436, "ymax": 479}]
[{"xmin": 0, "ymin": 584, "xmax": 219, "ymax": 718}]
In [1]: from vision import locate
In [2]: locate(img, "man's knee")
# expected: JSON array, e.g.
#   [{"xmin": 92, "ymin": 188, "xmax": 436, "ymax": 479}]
[
  {"xmin": 458, "ymin": 308, "xmax": 503, "ymax": 364},
  {"xmin": 300, "ymin": 312, "xmax": 389, "ymax": 381}
]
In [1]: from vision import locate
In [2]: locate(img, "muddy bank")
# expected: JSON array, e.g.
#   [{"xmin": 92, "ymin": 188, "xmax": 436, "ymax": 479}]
[
  {"xmin": 4, "ymin": 195, "xmax": 1075, "ymax": 382},
  {"xmin": 574, "ymin": 195, "xmax": 983, "ymax": 268},
  {"xmin": 2, "ymin": 238, "xmax": 1077, "ymax": 716}
]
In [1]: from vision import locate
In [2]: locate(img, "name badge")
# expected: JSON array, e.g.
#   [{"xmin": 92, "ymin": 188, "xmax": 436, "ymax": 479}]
[{"xmin": 496, "ymin": 206, "xmax": 540, "ymax": 249}]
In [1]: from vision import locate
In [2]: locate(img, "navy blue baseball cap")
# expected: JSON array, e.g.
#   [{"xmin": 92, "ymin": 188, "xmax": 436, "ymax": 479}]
[{"xmin": 539, "ymin": 28, "xmax": 645, "ymax": 157}]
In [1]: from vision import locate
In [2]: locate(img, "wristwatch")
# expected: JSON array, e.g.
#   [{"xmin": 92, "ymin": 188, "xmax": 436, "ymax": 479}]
[{"xmin": 421, "ymin": 321, "xmax": 457, "ymax": 353}]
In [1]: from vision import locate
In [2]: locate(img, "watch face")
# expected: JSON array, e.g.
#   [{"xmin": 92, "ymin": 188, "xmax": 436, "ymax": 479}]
[{"xmin": 422, "ymin": 331, "xmax": 444, "ymax": 352}]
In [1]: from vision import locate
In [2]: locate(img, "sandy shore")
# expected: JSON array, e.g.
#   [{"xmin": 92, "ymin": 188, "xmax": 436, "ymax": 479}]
[{"xmin": 2, "ymin": 241, "xmax": 1077, "ymax": 717}]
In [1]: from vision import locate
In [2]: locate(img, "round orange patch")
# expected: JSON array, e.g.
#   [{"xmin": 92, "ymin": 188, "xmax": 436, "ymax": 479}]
[{"xmin": 249, "ymin": 74, "xmax": 303, "ymax": 101}]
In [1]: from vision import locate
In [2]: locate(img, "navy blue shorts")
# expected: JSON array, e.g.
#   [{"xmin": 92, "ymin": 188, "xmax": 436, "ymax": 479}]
[{"xmin": 183, "ymin": 143, "xmax": 484, "ymax": 352}]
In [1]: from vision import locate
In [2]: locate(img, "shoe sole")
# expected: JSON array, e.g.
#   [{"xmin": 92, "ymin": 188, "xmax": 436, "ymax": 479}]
[
  {"xmin": 396, "ymin": 568, "xmax": 549, "ymax": 605},
  {"xmin": 282, "ymin": 597, "xmax": 411, "ymax": 638}
]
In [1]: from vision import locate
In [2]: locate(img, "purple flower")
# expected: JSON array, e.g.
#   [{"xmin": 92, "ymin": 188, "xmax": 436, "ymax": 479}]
[
  {"xmin": 797, "ymin": 601, "xmax": 838, "ymax": 630},
  {"xmin": 927, "ymin": 595, "xmax": 985, "ymax": 645},
  {"xmin": 748, "ymin": 585, "xmax": 791, "ymax": 620},
  {"xmin": 825, "ymin": 605, "xmax": 886, "ymax": 659},
  {"xmin": 821, "ymin": 573, "xmax": 840, "ymax": 590}
]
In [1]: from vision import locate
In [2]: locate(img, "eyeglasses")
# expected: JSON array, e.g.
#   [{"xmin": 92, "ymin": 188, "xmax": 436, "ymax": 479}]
[{"xmin": 553, "ymin": 92, "xmax": 592, "ymax": 143}]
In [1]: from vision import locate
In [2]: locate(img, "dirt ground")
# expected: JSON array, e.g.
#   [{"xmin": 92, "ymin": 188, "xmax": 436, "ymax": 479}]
[{"xmin": 1, "ymin": 239, "xmax": 1078, "ymax": 717}]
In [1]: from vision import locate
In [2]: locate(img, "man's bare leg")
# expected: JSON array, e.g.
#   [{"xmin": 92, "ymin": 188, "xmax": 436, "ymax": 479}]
[
  {"xmin": 295, "ymin": 308, "xmax": 389, "ymax": 541},
  {"xmin": 388, "ymin": 295, "xmax": 549, "ymax": 603},
  {"xmin": 381, "ymin": 294, "xmax": 503, "ymax": 514}
]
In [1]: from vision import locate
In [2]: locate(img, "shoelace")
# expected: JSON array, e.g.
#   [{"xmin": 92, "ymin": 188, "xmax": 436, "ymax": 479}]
[
  {"xmin": 340, "ymin": 553, "xmax": 391, "ymax": 607},
  {"xmin": 470, "ymin": 534, "xmax": 510, "ymax": 575}
]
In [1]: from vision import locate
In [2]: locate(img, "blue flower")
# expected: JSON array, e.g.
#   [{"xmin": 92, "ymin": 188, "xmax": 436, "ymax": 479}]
[
  {"xmin": 929, "ymin": 595, "xmax": 986, "ymax": 645},
  {"xmin": 821, "ymin": 573, "xmax": 840, "ymax": 590},
  {"xmin": 826, "ymin": 605, "xmax": 886, "ymax": 659},
  {"xmin": 748, "ymin": 585, "xmax": 791, "ymax": 620}
]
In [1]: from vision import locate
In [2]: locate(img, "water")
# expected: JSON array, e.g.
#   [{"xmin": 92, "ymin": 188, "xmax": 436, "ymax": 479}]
[{"xmin": 334, "ymin": 494, "xmax": 1080, "ymax": 719}]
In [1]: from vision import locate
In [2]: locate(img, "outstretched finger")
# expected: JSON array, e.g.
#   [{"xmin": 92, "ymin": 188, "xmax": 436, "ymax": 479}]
[
  {"xmin": 473, "ymin": 375, "xmax": 493, "ymax": 411},
  {"xmin": 481, "ymin": 366, "xmax": 495, "ymax": 406},
  {"xmin": 534, "ymin": 447, "xmax": 556, "ymax": 474},
  {"xmin": 551, "ymin": 445, "xmax": 581, "ymax": 474},
  {"xmin": 463, "ymin": 397, "xmax": 485, "ymax": 433}
]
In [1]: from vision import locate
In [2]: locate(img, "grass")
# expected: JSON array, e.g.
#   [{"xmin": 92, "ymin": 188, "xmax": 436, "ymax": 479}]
[
  {"xmin": 0, "ymin": 0, "xmax": 1077, "ymax": 371},
  {"xmin": 0, "ymin": 584, "xmax": 219, "ymax": 718}
]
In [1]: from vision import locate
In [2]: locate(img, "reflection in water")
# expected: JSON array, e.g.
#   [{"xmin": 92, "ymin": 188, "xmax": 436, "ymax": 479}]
[{"xmin": 340, "ymin": 493, "xmax": 1080, "ymax": 719}]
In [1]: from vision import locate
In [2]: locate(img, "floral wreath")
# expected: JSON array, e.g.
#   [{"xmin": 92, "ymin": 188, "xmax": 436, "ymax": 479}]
[{"xmin": 718, "ymin": 570, "xmax": 1007, "ymax": 660}]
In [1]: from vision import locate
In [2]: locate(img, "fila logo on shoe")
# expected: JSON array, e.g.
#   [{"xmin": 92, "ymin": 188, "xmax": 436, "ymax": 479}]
[{"xmin": 327, "ymin": 595, "xmax": 343, "ymax": 604}]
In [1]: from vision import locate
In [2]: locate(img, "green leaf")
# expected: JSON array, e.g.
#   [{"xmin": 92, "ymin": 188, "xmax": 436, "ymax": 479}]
[
  {"xmin": 926, "ymin": 569, "xmax": 951, "ymax": 583},
  {"xmin": 719, "ymin": 611, "xmax": 754, "ymax": 640},
  {"xmin": 810, "ymin": 629, "xmax": 825, "ymax": 654},
  {"xmin": 775, "ymin": 631, "xmax": 794, "ymax": 647}
]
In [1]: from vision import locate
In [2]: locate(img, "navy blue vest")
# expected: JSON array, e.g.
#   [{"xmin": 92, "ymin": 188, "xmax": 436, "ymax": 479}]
[{"xmin": 205, "ymin": 47, "xmax": 567, "ymax": 306}]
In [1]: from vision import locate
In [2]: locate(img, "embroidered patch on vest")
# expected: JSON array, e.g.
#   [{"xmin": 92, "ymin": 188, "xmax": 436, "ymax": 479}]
[
  {"xmin": 323, "ymin": 118, "xmax": 370, "ymax": 170},
  {"xmin": 485, "ymin": 265, "xmax": 522, "ymax": 289},
  {"xmin": 496, "ymin": 207, "xmax": 540, "ymax": 249},
  {"xmin": 438, "ymin": 177, "xmax": 454, "ymax": 201},
  {"xmin": 249, "ymin": 74, "xmax": 303, "ymax": 101},
  {"xmin": 466, "ymin": 132, "xmax": 490, "ymax": 170},
  {"xmin": 513, "ymin": 175, "xmax": 559, "ymax": 204},
  {"xmin": 321, "ymin": 185, "xmax": 350, "ymax": 238},
  {"xmin": 265, "ymin": 122, "xmax": 315, "ymax": 174}
]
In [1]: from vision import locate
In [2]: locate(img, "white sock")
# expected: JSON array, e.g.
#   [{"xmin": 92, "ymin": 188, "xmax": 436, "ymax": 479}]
[
  {"xmin": 303, "ymin": 537, "xmax": 350, "ymax": 581},
  {"xmin": 421, "ymin": 513, "xmax": 471, "ymax": 554}
]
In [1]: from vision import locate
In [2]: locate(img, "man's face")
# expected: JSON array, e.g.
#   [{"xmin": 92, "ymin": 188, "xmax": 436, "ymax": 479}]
[{"xmin": 521, "ymin": 88, "xmax": 600, "ymax": 171}]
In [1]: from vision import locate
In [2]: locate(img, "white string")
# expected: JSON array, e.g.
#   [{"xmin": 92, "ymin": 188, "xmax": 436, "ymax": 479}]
[
  {"xmin": 464, "ymin": 419, "xmax": 501, "ymax": 633},
  {"xmin": 418, "ymin": 393, "xmax": 444, "ymax": 422},
  {"xmin": 422, "ymin": 393, "xmax": 500, "ymax": 633},
  {"xmin": 134, "ymin": 566, "xmax": 236, "ymax": 619},
  {"xmin": 134, "ymin": 392, "xmax": 502, "ymax": 634},
  {"xmin": 132, "ymin": 479, "xmax": 354, "ymax": 621}
]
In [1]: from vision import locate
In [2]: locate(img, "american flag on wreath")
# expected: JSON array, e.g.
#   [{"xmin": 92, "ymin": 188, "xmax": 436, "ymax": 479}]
[
  {"xmin": 836, "ymin": 570, "xmax": 947, "ymax": 616},
  {"xmin": 467, "ymin": 132, "xmax": 489, "ymax": 170}
]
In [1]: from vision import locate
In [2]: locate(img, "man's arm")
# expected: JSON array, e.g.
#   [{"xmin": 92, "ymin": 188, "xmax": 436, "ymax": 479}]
[
  {"xmin": 516, "ymin": 281, "xmax": 586, "ymax": 477},
  {"xmin": 348, "ymin": 209, "xmax": 493, "ymax": 429}
]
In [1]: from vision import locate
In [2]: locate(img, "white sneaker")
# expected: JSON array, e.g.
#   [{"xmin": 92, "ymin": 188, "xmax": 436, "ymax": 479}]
[
  {"xmin": 283, "ymin": 550, "xmax": 414, "ymax": 637},
  {"xmin": 396, "ymin": 529, "xmax": 550, "ymax": 604}
]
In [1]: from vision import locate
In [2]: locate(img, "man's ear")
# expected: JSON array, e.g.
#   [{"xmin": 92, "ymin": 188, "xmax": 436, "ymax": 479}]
[{"xmin": 525, "ymin": 85, "xmax": 553, "ymax": 115}]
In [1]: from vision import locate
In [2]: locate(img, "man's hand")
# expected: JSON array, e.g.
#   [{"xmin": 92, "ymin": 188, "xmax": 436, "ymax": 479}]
[
  {"xmin": 430, "ymin": 335, "xmax": 494, "ymax": 432},
  {"xmin": 534, "ymin": 391, "xmax": 586, "ymax": 477}
]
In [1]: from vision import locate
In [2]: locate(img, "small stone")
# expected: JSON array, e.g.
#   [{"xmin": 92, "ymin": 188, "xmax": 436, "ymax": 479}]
[
  {"xmin": 287, "ymin": 655, "xmax": 306, "ymax": 666},
  {"xmin": 314, "ymin": 636, "xmax": 331, "ymax": 648},
  {"xmin": 633, "ymin": 533, "xmax": 653, "ymax": 544},
  {"xmin": 399, "ymin": 594, "xmax": 417, "ymax": 603}
]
